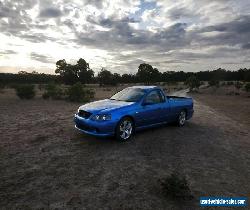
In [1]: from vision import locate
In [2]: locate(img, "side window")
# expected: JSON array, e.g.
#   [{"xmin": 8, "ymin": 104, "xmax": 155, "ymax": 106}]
[
  {"xmin": 158, "ymin": 90, "xmax": 165, "ymax": 102},
  {"xmin": 144, "ymin": 90, "xmax": 162, "ymax": 104}
]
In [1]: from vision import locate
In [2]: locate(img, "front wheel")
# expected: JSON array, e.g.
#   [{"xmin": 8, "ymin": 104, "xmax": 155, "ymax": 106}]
[
  {"xmin": 115, "ymin": 117, "xmax": 134, "ymax": 141},
  {"xmin": 177, "ymin": 110, "xmax": 186, "ymax": 126}
]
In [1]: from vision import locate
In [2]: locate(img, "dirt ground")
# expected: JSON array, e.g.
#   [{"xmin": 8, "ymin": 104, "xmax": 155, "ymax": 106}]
[
  {"xmin": 0, "ymin": 88, "xmax": 250, "ymax": 210},
  {"xmin": 191, "ymin": 93, "xmax": 250, "ymax": 127}
]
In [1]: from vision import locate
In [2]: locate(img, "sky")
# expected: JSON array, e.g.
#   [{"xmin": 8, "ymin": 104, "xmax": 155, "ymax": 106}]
[{"xmin": 0, "ymin": 0, "xmax": 250, "ymax": 75}]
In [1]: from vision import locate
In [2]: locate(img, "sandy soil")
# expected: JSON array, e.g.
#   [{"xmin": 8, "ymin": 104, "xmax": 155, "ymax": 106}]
[
  {"xmin": 191, "ymin": 93, "xmax": 250, "ymax": 127},
  {"xmin": 0, "ymin": 88, "xmax": 250, "ymax": 210}
]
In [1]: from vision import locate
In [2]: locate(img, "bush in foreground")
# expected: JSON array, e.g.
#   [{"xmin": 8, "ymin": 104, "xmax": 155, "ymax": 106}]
[
  {"xmin": 160, "ymin": 172, "xmax": 193, "ymax": 201},
  {"xmin": 245, "ymin": 83, "xmax": 250, "ymax": 92},
  {"xmin": 15, "ymin": 84, "xmax": 35, "ymax": 99},
  {"xmin": 67, "ymin": 82, "xmax": 95, "ymax": 102},
  {"xmin": 42, "ymin": 83, "xmax": 64, "ymax": 100}
]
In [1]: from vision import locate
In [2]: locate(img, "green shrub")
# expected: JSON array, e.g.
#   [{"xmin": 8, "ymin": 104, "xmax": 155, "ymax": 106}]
[
  {"xmin": 9, "ymin": 83, "xmax": 19, "ymax": 89},
  {"xmin": 160, "ymin": 172, "xmax": 193, "ymax": 200},
  {"xmin": 235, "ymin": 81, "xmax": 243, "ymax": 89},
  {"xmin": 168, "ymin": 81, "xmax": 177, "ymax": 86},
  {"xmin": 85, "ymin": 88, "xmax": 95, "ymax": 99},
  {"xmin": 15, "ymin": 84, "xmax": 35, "ymax": 99},
  {"xmin": 38, "ymin": 84, "xmax": 45, "ymax": 91},
  {"xmin": 200, "ymin": 81, "xmax": 205, "ymax": 86},
  {"xmin": 208, "ymin": 79, "xmax": 219, "ymax": 87},
  {"xmin": 0, "ymin": 82, "xmax": 5, "ymax": 93},
  {"xmin": 245, "ymin": 83, "xmax": 250, "ymax": 92},
  {"xmin": 66, "ymin": 82, "xmax": 95, "ymax": 102},
  {"xmin": 226, "ymin": 81, "xmax": 234, "ymax": 86},
  {"xmin": 0, "ymin": 82, "xmax": 5, "ymax": 89},
  {"xmin": 185, "ymin": 76, "xmax": 200, "ymax": 91},
  {"xmin": 42, "ymin": 83, "xmax": 64, "ymax": 100}
]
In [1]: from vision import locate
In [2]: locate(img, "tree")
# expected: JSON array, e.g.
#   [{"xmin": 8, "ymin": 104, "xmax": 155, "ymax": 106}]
[
  {"xmin": 97, "ymin": 68, "xmax": 117, "ymax": 86},
  {"xmin": 55, "ymin": 58, "xmax": 94, "ymax": 85},
  {"xmin": 77, "ymin": 58, "xmax": 94, "ymax": 84},
  {"xmin": 185, "ymin": 76, "xmax": 200, "ymax": 91},
  {"xmin": 136, "ymin": 63, "xmax": 160, "ymax": 84},
  {"xmin": 18, "ymin": 71, "xmax": 28, "ymax": 74},
  {"xmin": 113, "ymin": 73, "xmax": 121, "ymax": 83},
  {"xmin": 55, "ymin": 59, "xmax": 78, "ymax": 85}
]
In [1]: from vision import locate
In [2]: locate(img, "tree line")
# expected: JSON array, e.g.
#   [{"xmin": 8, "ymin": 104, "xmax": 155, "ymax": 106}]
[{"xmin": 0, "ymin": 58, "xmax": 250, "ymax": 86}]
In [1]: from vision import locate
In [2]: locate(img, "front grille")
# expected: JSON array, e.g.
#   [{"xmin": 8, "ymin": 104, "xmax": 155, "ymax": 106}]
[{"xmin": 78, "ymin": 110, "xmax": 92, "ymax": 119}]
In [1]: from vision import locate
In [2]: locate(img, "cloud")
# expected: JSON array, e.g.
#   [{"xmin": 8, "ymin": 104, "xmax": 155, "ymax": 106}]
[
  {"xmin": 242, "ymin": 43, "xmax": 250, "ymax": 49},
  {"xmin": 0, "ymin": 50, "xmax": 17, "ymax": 55},
  {"xmin": 30, "ymin": 52, "xmax": 55, "ymax": 63},
  {"xmin": 39, "ymin": 8, "xmax": 62, "ymax": 18},
  {"xmin": 0, "ymin": 0, "xmax": 250, "ymax": 74},
  {"xmin": 195, "ymin": 15, "xmax": 250, "ymax": 48}
]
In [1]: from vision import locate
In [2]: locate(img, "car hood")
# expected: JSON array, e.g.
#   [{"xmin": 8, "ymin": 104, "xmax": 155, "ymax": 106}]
[{"xmin": 79, "ymin": 99, "xmax": 135, "ymax": 113}]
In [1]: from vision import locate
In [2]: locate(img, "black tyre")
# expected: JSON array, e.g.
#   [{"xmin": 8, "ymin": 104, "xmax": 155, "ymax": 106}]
[
  {"xmin": 115, "ymin": 117, "xmax": 134, "ymax": 141},
  {"xmin": 177, "ymin": 110, "xmax": 186, "ymax": 126}
]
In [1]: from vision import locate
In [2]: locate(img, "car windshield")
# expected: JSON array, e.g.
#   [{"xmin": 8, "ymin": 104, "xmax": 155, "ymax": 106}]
[{"xmin": 110, "ymin": 88, "xmax": 146, "ymax": 102}]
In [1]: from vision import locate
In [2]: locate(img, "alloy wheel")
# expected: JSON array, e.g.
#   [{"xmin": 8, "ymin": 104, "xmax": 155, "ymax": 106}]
[
  {"xmin": 179, "ymin": 111, "xmax": 186, "ymax": 126},
  {"xmin": 119, "ymin": 119, "xmax": 133, "ymax": 140}
]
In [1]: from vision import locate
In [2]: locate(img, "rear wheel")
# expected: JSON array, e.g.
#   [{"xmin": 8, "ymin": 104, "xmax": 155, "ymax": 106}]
[
  {"xmin": 115, "ymin": 117, "xmax": 134, "ymax": 141},
  {"xmin": 177, "ymin": 110, "xmax": 186, "ymax": 126}
]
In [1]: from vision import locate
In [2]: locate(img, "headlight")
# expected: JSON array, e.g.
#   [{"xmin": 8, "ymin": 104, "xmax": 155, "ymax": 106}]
[{"xmin": 91, "ymin": 114, "xmax": 111, "ymax": 121}]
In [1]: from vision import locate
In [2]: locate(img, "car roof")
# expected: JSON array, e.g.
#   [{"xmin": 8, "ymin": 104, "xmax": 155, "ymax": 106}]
[{"xmin": 129, "ymin": 86, "xmax": 158, "ymax": 91}]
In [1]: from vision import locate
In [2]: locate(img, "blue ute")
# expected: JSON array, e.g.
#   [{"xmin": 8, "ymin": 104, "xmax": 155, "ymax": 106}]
[{"xmin": 74, "ymin": 86, "xmax": 194, "ymax": 141}]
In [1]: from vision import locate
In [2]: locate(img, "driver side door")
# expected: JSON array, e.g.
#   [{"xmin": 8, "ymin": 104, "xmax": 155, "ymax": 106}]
[{"xmin": 136, "ymin": 90, "xmax": 165, "ymax": 126}]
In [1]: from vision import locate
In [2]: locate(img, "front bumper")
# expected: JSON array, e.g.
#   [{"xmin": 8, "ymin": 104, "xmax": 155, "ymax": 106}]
[{"xmin": 74, "ymin": 114, "xmax": 116, "ymax": 137}]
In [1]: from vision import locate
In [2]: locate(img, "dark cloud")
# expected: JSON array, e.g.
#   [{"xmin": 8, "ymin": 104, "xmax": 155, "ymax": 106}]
[
  {"xmin": 39, "ymin": 8, "xmax": 62, "ymax": 18},
  {"xmin": 168, "ymin": 6, "xmax": 196, "ymax": 20},
  {"xmin": 196, "ymin": 15, "xmax": 250, "ymax": 48},
  {"xmin": 201, "ymin": 16, "xmax": 250, "ymax": 34},
  {"xmin": 76, "ymin": 16, "xmax": 189, "ymax": 52},
  {"xmin": 86, "ymin": 16, "xmax": 139, "ymax": 28},
  {"xmin": 22, "ymin": 33, "xmax": 57, "ymax": 43},
  {"xmin": 30, "ymin": 52, "xmax": 54, "ymax": 63},
  {"xmin": 242, "ymin": 43, "xmax": 250, "ymax": 49},
  {"xmin": 0, "ymin": 2, "xmax": 13, "ymax": 18},
  {"xmin": 0, "ymin": 50, "xmax": 17, "ymax": 55}
]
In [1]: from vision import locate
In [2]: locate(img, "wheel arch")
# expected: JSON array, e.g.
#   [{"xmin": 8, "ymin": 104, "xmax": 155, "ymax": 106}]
[
  {"xmin": 120, "ymin": 115, "xmax": 135, "ymax": 126},
  {"xmin": 182, "ymin": 108, "xmax": 188, "ymax": 116}
]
